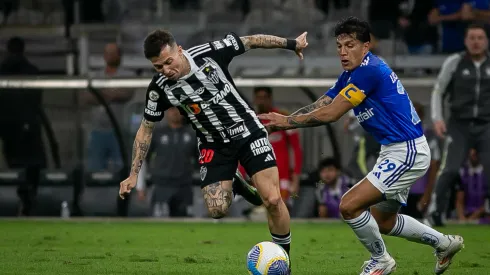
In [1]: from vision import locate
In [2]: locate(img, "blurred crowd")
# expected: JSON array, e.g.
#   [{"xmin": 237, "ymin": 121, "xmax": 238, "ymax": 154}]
[{"xmin": 0, "ymin": 0, "xmax": 489, "ymax": 223}]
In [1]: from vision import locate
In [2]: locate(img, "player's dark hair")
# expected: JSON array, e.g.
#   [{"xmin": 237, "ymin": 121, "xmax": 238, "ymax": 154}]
[
  {"xmin": 333, "ymin": 16, "xmax": 371, "ymax": 43},
  {"xmin": 253, "ymin": 86, "xmax": 273, "ymax": 97},
  {"xmin": 318, "ymin": 157, "xmax": 341, "ymax": 170},
  {"xmin": 7, "ymin": 36, "xmax": 25, "ymax": 54},
  {"xmin": 144, "ymin": 30, "xmax": 176, "ymax": 59},
  {"xmin": 465, "ymin": 23, "xmax": 488, "ymax": 38}
]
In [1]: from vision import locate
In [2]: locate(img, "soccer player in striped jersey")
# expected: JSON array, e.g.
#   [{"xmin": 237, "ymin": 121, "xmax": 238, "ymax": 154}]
[
  {"xmin": 261, "ymin": 17, "xmax": 464, "ymax": 275},
  {"xmin": 119, "ymin": 29, "xmax": 308, "ymax": 270}
]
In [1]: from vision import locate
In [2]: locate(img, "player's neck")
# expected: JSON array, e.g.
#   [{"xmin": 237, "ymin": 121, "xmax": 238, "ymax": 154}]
[{"xmin": 181, "ymin": 54, "xmax": 191, "ymax": 76}]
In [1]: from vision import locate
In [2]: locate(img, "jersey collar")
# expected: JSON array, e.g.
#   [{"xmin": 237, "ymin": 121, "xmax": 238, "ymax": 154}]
[{"xmin": 180, "ymin": 50, "xmax": 200, "ymax": 80}]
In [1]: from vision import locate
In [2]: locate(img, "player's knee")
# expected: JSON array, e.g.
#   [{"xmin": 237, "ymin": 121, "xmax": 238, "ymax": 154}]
[
  {"xmin": 262, "ymin": 193, "xmax": 282, "ymax": 211},
  {"xmin": 339, "ymin": 198, "xmax": 361, "ymax": 220},
  {"xmin": 376, "ymin": 216, "xmax": 397, "ymax": 234}
]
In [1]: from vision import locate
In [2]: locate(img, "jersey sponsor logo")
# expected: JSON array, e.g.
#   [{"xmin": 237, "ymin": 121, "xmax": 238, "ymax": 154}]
[
  {"xmin": 202, "ymin": 65, "xmax": 220, "ymax": 84},
  {"xmin": 145, "ymin": 108, "xmax": 162, "ymax": 116},
  {"xmin": 147, "ymin": 100, "xmax": 157, "ymax": 111},
  {"xmin": 356, "ymin": 108, "xmax": 374, "ymax": 123},
  {"xmin": 226, "ymin": 121, "xmax": 248, "ymax": 138},
  {"xmin": 182, "ymin": 83, "xmax": 233, "ymax": 115},
  {"xmin": 182, "ymin": 103, "xmax": 202, "ymax": 115},
  {"xmin": 149, "ymin": 90, "xmax": 159, "ymax": 101},
  {"xmin": 339, "ymin": 83, "xmax": 366, "ymax": 106},
  {"xmin": 225, "ymin": 34, "xmax": 240, "ymax": 50},
  {"xmin": 250, "ymin": 137, "xmax": 273, "ymax": 156}
]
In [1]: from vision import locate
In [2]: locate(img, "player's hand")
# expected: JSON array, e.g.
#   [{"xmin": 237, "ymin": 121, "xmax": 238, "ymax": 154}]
[
  {"xmin": 258, "ymin": 112, "xmax": 289, "ymax": 129},
  {"xmin": 433, "ymin": 120, "xmax": 447, "ymax": 138},
  {"xmin": 119, "ymin": 176, "xmax": 137, "ymax": 199},
  {"xmin": 295, "ymin": 32, "xmax": 308, "ymax": 60}
]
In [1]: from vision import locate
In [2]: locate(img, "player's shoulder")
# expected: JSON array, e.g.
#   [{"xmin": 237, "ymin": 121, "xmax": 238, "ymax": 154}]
[
  {"xmin": 351, "ymin": 52, "xmax": 384, "ymax": 78},
  {"xmin": 187, "ymin": 32, "xmax": 242, "ymax": 57}
]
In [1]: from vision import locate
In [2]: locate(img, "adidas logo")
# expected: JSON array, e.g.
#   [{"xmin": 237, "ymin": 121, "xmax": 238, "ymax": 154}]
[{"xmin": 264, "ymin": 154, "xmax": 274, "ymax": 162}]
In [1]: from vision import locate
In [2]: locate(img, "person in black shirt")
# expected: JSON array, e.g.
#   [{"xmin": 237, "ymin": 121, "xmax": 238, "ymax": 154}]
[
  {"xmin": 119, "ymin": 29, "xmax": 308, "ymax": 266},
  {"xmin": 0, "ymin": 37, "xmax": 46, "ymax": 216}
]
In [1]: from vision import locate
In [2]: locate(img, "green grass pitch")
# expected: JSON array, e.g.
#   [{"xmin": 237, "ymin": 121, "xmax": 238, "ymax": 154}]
[{"xmin": 0, "ymin": 219, "xmax": 488, "ymax": 274}]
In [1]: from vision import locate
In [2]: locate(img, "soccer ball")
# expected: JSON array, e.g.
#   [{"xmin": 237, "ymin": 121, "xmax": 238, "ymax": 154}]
[{"xmin": 246, "ymin": 241, "xmax": 290, "ymax": 275}]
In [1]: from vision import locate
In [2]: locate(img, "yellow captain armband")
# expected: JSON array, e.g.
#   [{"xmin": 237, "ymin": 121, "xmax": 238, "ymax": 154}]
[{"xmin": 339, "ymin": 83, "xmax": 366, "ymax": 107}]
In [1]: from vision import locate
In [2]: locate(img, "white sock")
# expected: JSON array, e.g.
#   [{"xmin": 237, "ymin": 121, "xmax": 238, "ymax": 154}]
[
  {"xmin": 344, "ymin": 211, "xmax": 389, "ymax": 259},
  {"xmin": 389, "ymin": 214, "xmax": 450, "ymax": 249}
]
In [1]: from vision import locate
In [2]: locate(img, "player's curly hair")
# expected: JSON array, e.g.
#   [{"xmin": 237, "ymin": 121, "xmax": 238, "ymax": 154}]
[
  {"xmin": 333, "ymin": 16, "xmax": 371, "ymax": 43},
  {"xmin": 143, "ymin": 29, "xmax": 177, "ymax": 59}
]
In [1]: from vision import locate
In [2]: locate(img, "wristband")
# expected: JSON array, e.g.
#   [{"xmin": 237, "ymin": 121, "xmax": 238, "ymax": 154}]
[{"xmin": 286, "ymin": 39, "xmax": 297, "ymax": 51}]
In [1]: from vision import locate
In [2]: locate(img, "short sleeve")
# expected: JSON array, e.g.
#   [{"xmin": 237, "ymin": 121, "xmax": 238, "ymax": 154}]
[
  {"xmin": 206, "ymin": 32, "xmax": 246, "ymax": 66},
  {"xmin": 338, "ymin": 66, "xmax": 378, "ymax": 107},
  {"xmin": 143, "ymin": 78, "xmax": 172, "ymax": 122},
  {"xmin": 325, "ymin": 73, "xmax": 345, "ymax": 98}
]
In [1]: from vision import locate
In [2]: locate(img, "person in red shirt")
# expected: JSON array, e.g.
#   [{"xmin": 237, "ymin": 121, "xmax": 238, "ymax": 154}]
[{"xmin": 239, "ymin": 87, "xmax": 303, "ymax": 208}]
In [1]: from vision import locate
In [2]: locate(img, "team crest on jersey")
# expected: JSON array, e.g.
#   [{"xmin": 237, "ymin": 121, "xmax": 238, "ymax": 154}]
[
  {"xmin": 149, "ymin": 90, "xmax": 159, "ymax": 101},
  {"xmin": 202, "ymin": 65, "xmax": 220, "ymax": 84}
]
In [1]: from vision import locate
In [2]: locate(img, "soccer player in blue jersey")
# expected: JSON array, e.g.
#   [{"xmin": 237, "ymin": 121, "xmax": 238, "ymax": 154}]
[{"xmin": 260, "ymin": 17, "xmax": 464, "ymax": 275}]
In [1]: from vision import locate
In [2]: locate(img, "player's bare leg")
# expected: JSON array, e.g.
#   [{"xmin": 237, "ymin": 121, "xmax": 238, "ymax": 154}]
[
  {"xmin": 202, "ymin": 180, "xmax": 233, "ymax": 219},
  {"xmin": 339, "ymin": 177, "xmax": 396, "ymax": 275},
  {"xmin": 251, "ymin": 167, "xmax": 291, "ymax": 260},
  {"xmin": 371, "ymin": 204, "xmax": 464, "ymax": 274}
]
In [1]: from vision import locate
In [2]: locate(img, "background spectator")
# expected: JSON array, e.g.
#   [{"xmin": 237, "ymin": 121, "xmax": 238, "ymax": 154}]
[
  {"xmin": 455, "ymin": 149, "xmax": 488, "ymax": 222},
  {"xmin": 315, "ymin": 157, "xmax": 353, "ymax": 218},
  {"xmin": 0, "ymin": 37, "xmax": 46, "ymax": 216},
  {"xmin": 429, "ymin": 23, "xmax": 490, "ymax": 226},
  {"xmin": 251, "ymin": 86, "xmax": 303, "ymax": 208},
  {"xmin": 429, "ymin": 0, "xmax": 467, "ymax": 53},
  {"xmin": 80, "ymin": 43, "xmax": 135, "ymax": 172},
  {"xmin": 136, "ymin": 107, "xmax": 196, "ymax": 217},
  {"xmin": 398, "ymin": 0, "xmax": 439, "ymax": 54}
]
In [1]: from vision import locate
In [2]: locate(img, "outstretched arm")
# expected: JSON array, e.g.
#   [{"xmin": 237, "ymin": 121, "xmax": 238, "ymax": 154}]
[
  {"xmin": 119, "ymin": 117, "xmax": 155, "ymax": 199},
  {"xmin": 266, "ymin": 95, "xmax": 332, "ymax": 133},
  {"xmin": 260, "ymin": 95, "xmax": 353, "ymax": 131},
  {"xmin": 240, "ymin": 35, "xmax": 289, "ymax": 50},
  {"xmin": 286, "ymin": 96, "xmax": 353, "ymax": 128},
  {"xmin": 130, "ymin": 118, "xmax": 155, "ymax": 177},
  {"xmin": 240, "ymin": 32, "xmax": 308, "ymax": 59}
]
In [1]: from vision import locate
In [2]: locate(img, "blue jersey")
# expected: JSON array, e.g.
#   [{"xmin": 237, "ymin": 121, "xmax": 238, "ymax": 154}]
[{"xmin": 325, "ymin": 52, "xmax": 423, "ymax": 145}]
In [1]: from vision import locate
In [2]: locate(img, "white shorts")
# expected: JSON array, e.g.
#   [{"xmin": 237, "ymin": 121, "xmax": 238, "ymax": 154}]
[{"xmin": 366, "ymin": 136, "xmax": 430, "ymax": 206}]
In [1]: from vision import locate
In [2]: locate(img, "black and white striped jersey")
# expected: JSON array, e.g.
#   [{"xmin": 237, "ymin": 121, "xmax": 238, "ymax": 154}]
[{"xmin": 143, "ymin": 32, "xmax": 264, "ymax": 143}]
